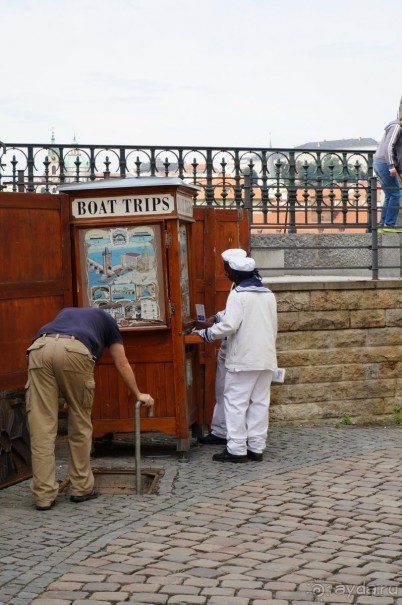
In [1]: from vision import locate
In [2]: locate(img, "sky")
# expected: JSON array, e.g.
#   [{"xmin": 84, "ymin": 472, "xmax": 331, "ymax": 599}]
[{"xmin": 1, "ymin": 0, "xmax": 401, "ymax": 149}]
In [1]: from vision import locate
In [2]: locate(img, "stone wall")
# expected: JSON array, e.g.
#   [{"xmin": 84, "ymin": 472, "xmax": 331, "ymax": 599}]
[
  {"xmin": 268, "ymin": 279, "xmax": 402, "ymax": 426},
  {"xmin": 251, "ymin": 233, "xmax": 402, "ymax": 278}
]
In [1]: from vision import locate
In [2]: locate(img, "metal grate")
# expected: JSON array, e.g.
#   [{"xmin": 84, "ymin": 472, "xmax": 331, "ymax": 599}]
[{"xmin": 0, "ymin": 399, "xmax": 32, "ymax": 489}]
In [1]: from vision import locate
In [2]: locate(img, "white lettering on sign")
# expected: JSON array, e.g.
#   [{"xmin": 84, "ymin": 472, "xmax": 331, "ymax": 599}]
[
  {"xmin": 177, "ymin": 195, "xmax": 193, "ymax": 217},
  {"xmin": 72, "ymin": 194, "xmax": 175, "ymax": 218}
]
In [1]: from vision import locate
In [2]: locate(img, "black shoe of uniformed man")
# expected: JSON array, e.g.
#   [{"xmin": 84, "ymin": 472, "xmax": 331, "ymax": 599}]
[
  {"xmin": 212, "ymin": 448, "xmax": 248, "ymax": 463},
  {"xmin": 247, "ymin": 449, "xmax": 263, "ymax": 462},
  {"xmin": 198, "ymin": 432, "xmax": 227, "ymax": 445}
]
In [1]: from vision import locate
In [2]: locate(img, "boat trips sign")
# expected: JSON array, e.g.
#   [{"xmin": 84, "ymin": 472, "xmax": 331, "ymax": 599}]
[{"xmin": 72, "ymin": 194, "xmax": 175, "ymax": 218}]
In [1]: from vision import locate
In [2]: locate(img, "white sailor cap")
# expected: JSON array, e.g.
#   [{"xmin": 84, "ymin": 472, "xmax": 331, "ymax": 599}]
[
  {"xmin": 221, "ymin": 248, "xmax": 247, "ymax": 262},
  {"xmin": 221, "ymin": 249, "xmax": 256, "ymax": 272}
]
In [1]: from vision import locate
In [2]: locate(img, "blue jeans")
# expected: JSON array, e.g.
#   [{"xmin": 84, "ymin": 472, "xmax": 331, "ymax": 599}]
[{"xmin": 373, "ymin": 161, "xmax": 401, "ymax": 227}]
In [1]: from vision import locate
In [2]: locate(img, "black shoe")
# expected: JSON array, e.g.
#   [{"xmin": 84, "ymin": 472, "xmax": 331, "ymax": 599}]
[
  {"xmin": 36, "ymin": 500, "xmax": 56, "ymax": 511},
  {"xmin": 247, "ymin": 450, "xmax": 263, "ymax": 462},
  {"xmin": 212, "ymin": 448, "xmax": 248, "ymax": 463},
  {"xmin": 70, "ymin": 489, "xmax": 99, "ymax": 503},
  {"xmin": 198, "ymin": 433, "xmax": 227, "ymax": 445}
]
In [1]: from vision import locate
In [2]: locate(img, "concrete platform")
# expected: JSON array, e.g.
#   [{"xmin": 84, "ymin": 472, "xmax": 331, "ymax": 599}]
[{"xmin": 0, "ymin": 426, "xmax": 401, "ymax": 604}]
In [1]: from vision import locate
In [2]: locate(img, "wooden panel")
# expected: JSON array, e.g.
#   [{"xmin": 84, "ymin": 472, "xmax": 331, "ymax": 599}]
[
  {"xmin": 0, "ymin": 203, "xmax": 64, "ymax": 283},
  {"xmin": 0, "ymin": 192, "xmax": 61, "ymax": 210},
  {"xmin": 92, "ymin": 417, "xmax": 176, "ymax": 438},
  {"xmin": 97, "ymin": 364, "xmax": 121, "ymax": 420},
  {"xmin": 214, "ymin": 208, "xmax": 249, "ymax": 308},
  {"xmin": 0, "ymin": 192, "xmax": 72, "ymax": 390},
  {"xmin": 166, "ymin": 220, "xmax": 189, "ymax": 441},
  {"xmin": 144, "ymin": 362, "xmax": 170, "ymax": 418},
  {"xmin": 0, "ymin": 297, "xmax": 66, "ymax": 373},
  {"xmin": 192, "ymin": 208, "xmax": 209, "ymax": 430},
  {"xmin": 122, "ymin": 330, "xmax": 173, "ymax": 362},
  {"xmin": 92, "ymin": 361, "xmax": 177, "ymax": 423},
  {"xmin": 0, "ymin": 281, "xmax": 69, "ymax": 301},
  {"xmin": 192, "ymin": 207, "xmax": 249, "ymax": 426}
]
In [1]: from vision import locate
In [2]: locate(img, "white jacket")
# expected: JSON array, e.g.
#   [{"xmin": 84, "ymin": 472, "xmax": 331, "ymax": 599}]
[{"xmin": 205, "ymin": 286, "xmax": 277, "ymax": 372}]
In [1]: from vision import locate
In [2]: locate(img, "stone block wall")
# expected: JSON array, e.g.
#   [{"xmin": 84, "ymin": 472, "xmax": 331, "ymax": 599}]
[
  {"xmin": 251, "ymin": 233, "xmax": 401, "ymax": 278},
  {"xmin": 268, "ymin": 279, "xmax": 402, "ymax": 426}
]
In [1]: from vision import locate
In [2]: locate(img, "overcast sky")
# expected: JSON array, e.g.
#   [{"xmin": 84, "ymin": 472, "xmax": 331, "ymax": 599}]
[{"xmin": 1, "ymin": 0, "xmax": 401, "ymax": 149}]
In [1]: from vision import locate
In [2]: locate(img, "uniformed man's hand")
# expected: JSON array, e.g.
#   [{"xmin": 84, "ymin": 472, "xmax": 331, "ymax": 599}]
[{"xmin": 196, "ymin": 315, "xmax": 215, "ymax": 329}]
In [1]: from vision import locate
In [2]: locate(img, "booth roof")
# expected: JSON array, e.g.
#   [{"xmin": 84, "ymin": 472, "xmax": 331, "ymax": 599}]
[{"xmin": 57, "ymin": 176, "xmax": 201, "ymax": 193}]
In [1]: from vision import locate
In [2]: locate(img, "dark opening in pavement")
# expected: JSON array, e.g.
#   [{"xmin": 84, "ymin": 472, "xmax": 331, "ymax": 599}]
[{"xmin": 58, "ymin": 467, "xmax": 164, "ymax": 495}]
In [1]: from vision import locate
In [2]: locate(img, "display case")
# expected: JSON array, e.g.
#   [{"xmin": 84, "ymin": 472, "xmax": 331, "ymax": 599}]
[
  {"xmin": 76, "ymin": 223, "xmax": 167, "ymax": 329},
  {"xmin": 59, "ymin": 177, "xmax": 201, "ymax": 451}
]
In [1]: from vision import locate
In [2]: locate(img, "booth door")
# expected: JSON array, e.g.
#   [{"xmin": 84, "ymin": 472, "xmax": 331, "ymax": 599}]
[{"xmin": 192, "ymin": 207, "xmax": 249, "ymax": 427}]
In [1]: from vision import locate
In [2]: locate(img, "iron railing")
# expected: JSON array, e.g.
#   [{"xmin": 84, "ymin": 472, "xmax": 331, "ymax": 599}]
[
  {"xmin": 0, "ymin": 141, "xmax": 378, "ymax": 232},
  {"xmin": 1, "ymin": 141, "xmax": 401, "ymax": 279},
  {"xmin": 251, "ymin": 179, "xmax": 401, "ymax": 280}
]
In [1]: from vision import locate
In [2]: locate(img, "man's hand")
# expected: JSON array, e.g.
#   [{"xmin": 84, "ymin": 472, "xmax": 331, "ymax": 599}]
[
  {"xmin": 138, "ymin": 393, "xmax": 154, "ymax": 407},
  {"xmin": 196, "ymin": 315, "xmax": 215, "ymax": 329},
  {"xmin": 389, "ymin": 167, "xmax": 398, "ymax": 177}
]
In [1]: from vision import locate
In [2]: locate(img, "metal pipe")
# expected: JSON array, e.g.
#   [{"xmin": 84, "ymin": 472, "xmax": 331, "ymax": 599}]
[
  {"xmin": 370, "ymin": 176, "xmax": 379, "ymax": 280},
  {"xmin": 134, "ymin": 400, "xmax": 153, "ymax": 495}
]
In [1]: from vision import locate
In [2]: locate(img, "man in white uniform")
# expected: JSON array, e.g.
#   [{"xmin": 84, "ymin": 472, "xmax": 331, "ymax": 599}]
[
  {"xmin": 196, "ymin": 252, "xmax": 277, "ymax": 463},
  {"xmin": 197, "ymin": 249, "xmax": 247, "ymax": 446}
]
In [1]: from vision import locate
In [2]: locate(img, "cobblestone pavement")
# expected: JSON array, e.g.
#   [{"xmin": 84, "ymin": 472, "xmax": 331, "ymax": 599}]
[{"xmin": 1, "ymin": 426, "xmax": 401, "ymax": 605}]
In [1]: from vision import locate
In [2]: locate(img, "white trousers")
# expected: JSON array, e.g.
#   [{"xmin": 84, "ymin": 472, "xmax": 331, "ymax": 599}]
[
  {"xmin": 224, "ymin": 369, "xmax": 273, "ymax": 456},
  {"xmin": 210, "ymin": 352, "xmax": 227, "ymax": 438}
]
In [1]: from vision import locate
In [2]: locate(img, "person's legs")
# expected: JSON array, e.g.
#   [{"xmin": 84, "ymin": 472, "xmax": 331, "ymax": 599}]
[
  {"xmin": 26, "ymin": 338, "xmax": 60, "ymax": 507},
  {"xmin": 53, "ymin": 339, "xmax": 95, "ymax": 496},
  {"xmin": 210, "ymin": 353, "xmax": 227, "ymax": 439},
  {"xmin": 246, "ymin": 370, "xmax": 273, "ymax": 454},
  {"xmin": 374, "ymin": 161, "xmax": 401, "ymax": 227},
  {"xmin": 224, "ymin": 370, "xmax": 257, "ymax": 456}
]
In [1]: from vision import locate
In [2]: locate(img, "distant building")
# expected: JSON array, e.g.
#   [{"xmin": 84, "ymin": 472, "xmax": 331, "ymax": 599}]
[
  {"xmin": 296, "ymin": 138, "xmax": 378, "ymax": 151},
  {"xmin": 38, "ymin": 129, "xmax": 91, "ymax": 193}
]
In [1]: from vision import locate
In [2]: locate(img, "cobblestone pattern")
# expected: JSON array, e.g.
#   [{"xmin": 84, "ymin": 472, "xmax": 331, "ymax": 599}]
[{"xmin": 0, "ymin": 427, "xmax": 401, "ymax": 605}]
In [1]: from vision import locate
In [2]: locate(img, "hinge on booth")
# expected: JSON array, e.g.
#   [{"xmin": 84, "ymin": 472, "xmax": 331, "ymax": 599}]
[
  {"xmin": 169, "ymin": 301, "xmax": 176, "ymax": 316},
  {"xmin": 165, "ymin": 232, "xmax": 172, "ymax": 247}
]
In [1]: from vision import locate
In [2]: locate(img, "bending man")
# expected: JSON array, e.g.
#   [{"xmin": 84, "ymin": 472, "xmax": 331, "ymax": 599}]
[{"xmin": 26, "ymin": 307, "xmax": 154, "ymax": 511}]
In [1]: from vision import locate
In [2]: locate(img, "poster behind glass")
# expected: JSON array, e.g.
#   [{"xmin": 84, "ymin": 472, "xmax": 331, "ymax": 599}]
[
  {"xmin": 78, "ymin": 225, "xmax": 166, "ymax": 329},
  {"xmin": 179, "ymin": 224, "xmax": 191, "ymax": 322}
]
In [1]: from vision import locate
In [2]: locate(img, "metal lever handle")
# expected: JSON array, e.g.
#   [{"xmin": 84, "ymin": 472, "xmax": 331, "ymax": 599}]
[{"xmin": 134, "ymin": 400, "xmax": 153, "ymax": 494}]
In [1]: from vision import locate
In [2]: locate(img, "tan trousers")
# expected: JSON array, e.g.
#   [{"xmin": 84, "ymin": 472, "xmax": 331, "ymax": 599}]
[{"xmin": 26, "ymin": 335, "xmax": 95, "ymax": 507}]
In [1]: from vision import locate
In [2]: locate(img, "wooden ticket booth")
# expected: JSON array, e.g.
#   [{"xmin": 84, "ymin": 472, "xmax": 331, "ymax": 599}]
[{"xmin": 59, "ymin": 177, "xmax": 201, "ymax": 451}]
